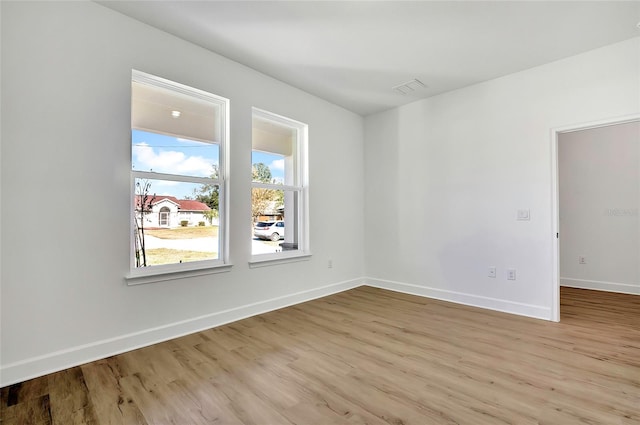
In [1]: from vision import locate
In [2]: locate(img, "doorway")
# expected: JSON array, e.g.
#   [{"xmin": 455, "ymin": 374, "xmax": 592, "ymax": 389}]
[
  {"xmin": 551, "ymin": 115, "xmax": 640, "ymax": 321},
  {"xmin": 159, "ymin": 207, "xmax": 171, "ymax": 227}
]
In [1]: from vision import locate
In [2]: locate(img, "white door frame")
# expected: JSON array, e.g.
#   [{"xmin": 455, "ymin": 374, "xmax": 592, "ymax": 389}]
[{"xmin": 550, "ymin": 113, "xmax": 640, "ymax": 322}]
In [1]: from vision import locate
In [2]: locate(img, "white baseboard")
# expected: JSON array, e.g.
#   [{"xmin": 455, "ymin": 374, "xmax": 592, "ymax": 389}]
[
  {"xmin": 364, "ymin": 277, "xmax": 552, "ymax": 321},
  {"xmin": 560, "ymin": 277, "xmax": 640, "ymax": 295},
  {"xmin": 2, "ymin": 276, "xmax": 558, "ymax": 387},
  {"xmin": 0, "ymin": 278, "xmax": 364, "ymax": 387}
]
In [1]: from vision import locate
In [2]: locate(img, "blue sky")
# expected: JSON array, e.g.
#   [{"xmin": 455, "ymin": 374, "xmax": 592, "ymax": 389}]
[
  {"xmin": 252, "ymin": 151, "xmax": 285, "ymax": 183},
  {"xmin": 132, "ymin": 130, "xmax": 284, "ymax": 199}
]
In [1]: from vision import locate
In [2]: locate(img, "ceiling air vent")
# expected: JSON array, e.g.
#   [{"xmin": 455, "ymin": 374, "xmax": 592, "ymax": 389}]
[{"xmin": 392, "ymin": 79, "xmax": 426, "ymax": 95}]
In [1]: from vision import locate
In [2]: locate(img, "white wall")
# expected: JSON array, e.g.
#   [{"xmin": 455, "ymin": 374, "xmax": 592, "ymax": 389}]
[
  {"xmin": 559, "ymin": 122, "xmax": 639, "ymax": 294},
  {"xmin": 0, "ymin": 1, "xmax": 365, "ymax": 386},
  {"xmin": 364, "ymin": 37, "xmax": 640, "ymax": 320},
  {"xmin": 3, "ymin": 1, "xmax": 639, "ymax": 388}
]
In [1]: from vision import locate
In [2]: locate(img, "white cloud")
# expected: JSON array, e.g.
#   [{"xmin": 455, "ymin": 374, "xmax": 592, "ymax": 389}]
[
  {"xmin": 270, "ymin": 159, "xmax": 285, "ymax": 171},
  {"xmin": 133, "ymin": 143, "xmax": 216, "ymax": 177}
]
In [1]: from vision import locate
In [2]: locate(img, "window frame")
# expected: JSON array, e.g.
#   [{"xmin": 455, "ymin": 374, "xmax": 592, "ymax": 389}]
[
  {"xmin": 249, "ymin": 107, "xmax": 310, "ymax": 265},
  {"xmin": 126, "ymin": 70, "xmax": 231, "ymax": 284}
]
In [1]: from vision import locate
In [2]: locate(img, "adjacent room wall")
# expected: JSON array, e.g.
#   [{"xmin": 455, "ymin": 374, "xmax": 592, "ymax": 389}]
[
  {"xmin": 0, "ymin": 1, "xmax": 365, "ymax": 386},
  {"xmin": 559, "ymin": 122, "xmax": 639, "ymax": 294},
  {"xmin": 364, "ymin": 37, "xmax": 640, "ymax": 319}
]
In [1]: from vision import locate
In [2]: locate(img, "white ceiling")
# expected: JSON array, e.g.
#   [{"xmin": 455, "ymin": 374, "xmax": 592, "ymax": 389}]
[{"xmin": 99, "ymin": 1, "xmax": 640, "ymax": 116}]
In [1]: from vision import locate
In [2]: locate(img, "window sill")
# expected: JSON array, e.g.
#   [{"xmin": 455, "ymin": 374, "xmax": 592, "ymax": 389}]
[
  {"xmin": 249, "ymin": 251, "xmax": 312, "ymax": 268},
  {"xmin": 126, "ymin": 261, "xmax": 233, "ymax": 286}
]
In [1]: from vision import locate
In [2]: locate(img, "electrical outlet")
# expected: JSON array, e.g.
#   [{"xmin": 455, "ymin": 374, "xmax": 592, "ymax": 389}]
[
  {"xmin": 488, "ymin": 266, "xmax": 497, "ymax": 278},
  {"xmin": 328, "ymin": 259, "xmax": 333, "ymax": 268},
  {"xmin": 507, "ymin": 268, "xmax": 516, "ymax": 280},
  {"xmin": 579, "ymin": 256, "xmax": 586, "ymax": 264}
]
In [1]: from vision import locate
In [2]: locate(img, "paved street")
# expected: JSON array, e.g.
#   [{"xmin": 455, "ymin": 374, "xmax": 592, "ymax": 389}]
[
  {"xmin": 143, "ymin": 235, "xmax": 280, "ymax": 254},
  {"xmin": 143, "ymin": 235, "xmax": 217, "ymax": 252}
]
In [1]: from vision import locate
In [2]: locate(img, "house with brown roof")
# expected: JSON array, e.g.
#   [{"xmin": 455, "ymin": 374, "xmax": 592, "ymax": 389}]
[{"xmin": 135, "ymin": 195, "xmax": 212, "ymax": 228}]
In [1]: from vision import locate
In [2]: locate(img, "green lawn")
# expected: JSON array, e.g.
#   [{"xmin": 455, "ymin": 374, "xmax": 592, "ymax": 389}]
[{"xmin": 146, "ymin": 248, "xmax": 217, "ymax": 265}]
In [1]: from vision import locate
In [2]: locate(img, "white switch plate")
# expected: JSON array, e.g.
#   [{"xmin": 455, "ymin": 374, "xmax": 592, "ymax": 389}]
[
  {"xmin": 507, "ymin": 268, "xmax": 517, "ymax": 280},
  {"xmin": 517, "ymin": 209, "xmax": 530, "ymax": 221},
  {"xmin": 579, "ymin": 256, "xmax": 586, "ymax": 264},
  {"xmin": 488, "ymin": 266, "xmax": 497, "ymax": 278}
]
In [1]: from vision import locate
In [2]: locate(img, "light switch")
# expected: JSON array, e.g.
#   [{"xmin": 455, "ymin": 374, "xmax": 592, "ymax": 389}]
[
  {"xmin": 488, "ymin": 266, "xmax": 497, "ymax": 278},
  {"xmin": 517, "ymin": 209, "xmax": 530, "ymax": 221}
]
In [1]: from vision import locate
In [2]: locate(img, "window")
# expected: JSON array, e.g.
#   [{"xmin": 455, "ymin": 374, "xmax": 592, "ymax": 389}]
[
  {"xmin": 251, "ymin": 108, "xmax": 309, "ymax": 261},
  {"xmin": 129, "ymin": 70, "xmax": 229, "ymax": 280}
]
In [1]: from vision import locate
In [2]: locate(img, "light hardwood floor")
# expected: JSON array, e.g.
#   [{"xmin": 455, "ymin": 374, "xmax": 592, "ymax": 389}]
[{"xmin": 1, "ymin": 286, "xmax": 639, "ymax": 424}]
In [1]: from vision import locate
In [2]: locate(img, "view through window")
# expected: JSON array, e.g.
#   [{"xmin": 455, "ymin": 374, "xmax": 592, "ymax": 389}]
[
  {"xmin": 251, "ymin": 108, "xmax": 308, "ymax": 257},
  {"xmin": 131, "ymin": 71, "xmax": 228, "ymax": 272}
]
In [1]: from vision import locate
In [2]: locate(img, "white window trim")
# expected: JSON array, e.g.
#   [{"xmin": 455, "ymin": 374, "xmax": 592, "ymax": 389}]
[
  {"xmin": 248, "ymin": 252, "xmax": 312, "ymax": 268},
  {"xmin": 250, "ymin": 108, "xmax": 310, "ymax": 264},
  {"xmin": 127, "ymin": 70, "xmax": 231, "ymax": 284},
  {"xmin": 126, "ymin": 261, "xmax": 233, "ymax": 286}
]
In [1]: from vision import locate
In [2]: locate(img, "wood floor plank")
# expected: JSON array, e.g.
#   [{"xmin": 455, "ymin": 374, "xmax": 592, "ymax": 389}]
[
  {"xmin": 2, "ymin": 286, "xmax": 639, "ymax": 424},
  {"xmin": 47, "ymin": 368, "xmax": 98, "ymax": 425},
  {"xmin": 80, "ymin": 358, "xmax": 148, "ymax": 425},
  {"xmin": 1, "ymin": 395, "xmax": 52, "ymax": 425}
]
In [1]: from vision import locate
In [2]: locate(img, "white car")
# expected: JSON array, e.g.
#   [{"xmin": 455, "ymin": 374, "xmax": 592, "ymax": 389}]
[{"xmin": 254, "ymin": 221, "xmax": 285, "ymax": 241}]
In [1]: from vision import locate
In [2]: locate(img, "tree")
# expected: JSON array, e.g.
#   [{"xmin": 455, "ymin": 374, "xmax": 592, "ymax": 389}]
[
  {"xmin": 251, "ymin": 187, "xmax": 277, "ymax": 223},
  {"xmin": 203, "ymin": 208, "xmax": 219, "ymax": 225},
  {"xmin": 252, "ymin": 162, "xmax": 272, "ymax": 183},
  {"xmin": 251, "ymin": 163, "xmax": 282, "ymax": 222},
  {"xmin": 134, "ymin": 180, "xmax": 156, "ymax": 267},
  {"xmin": 192, "ymin": 164, "xmax": 219, "ymax": 212},
  {"xmin": 193, "ymin": 162, "xmax": 282, "ymax": 224}
]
